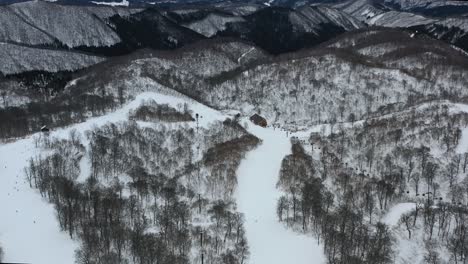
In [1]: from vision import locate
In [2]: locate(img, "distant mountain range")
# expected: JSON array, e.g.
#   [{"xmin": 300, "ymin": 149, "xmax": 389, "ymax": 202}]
[
  {"xmin": 1, "ymin": 0, "xmax": 468, "ymax": 59},
  {"xmin": 1, "ymin": 0, "xmax": 468, "ymax": 82}
]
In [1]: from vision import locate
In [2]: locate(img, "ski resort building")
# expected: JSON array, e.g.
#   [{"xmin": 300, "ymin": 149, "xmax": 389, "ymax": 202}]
[{"xmin": 250, "ymin": 114, "xmax": 267, "ymax": 127}]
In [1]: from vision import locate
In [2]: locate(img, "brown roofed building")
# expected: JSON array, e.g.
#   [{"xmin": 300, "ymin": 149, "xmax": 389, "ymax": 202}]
[{"xmin": 250, "ymin": 114, "xmax": 267, "ymax": 127}]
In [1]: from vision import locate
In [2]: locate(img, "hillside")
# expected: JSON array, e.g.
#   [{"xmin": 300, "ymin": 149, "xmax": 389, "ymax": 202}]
[
  {"xmin": 0, "ymin": 43, "xmax": 105, "ymax": 75},
  {"xmin": 2, "ymin": 1, "xmax": 468, "ymax": 264},
  {"xmin": 0, "ymin": 1, "xmax": 140, "ymax": 48}
]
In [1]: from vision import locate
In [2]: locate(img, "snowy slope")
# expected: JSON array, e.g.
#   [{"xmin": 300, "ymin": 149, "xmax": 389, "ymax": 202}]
[
  {"xmin": 0, "ymin": 82, "xmax": 328, "ymax": 263},
  {"xmin": 91, "ymin": 0, "xmax": 130, "ymax": 6},
  {"xmin": 9, "ymin": 1, "xmax": 121, "ymax": 48},
  {"xmin": 0, "ymin": 89, "xmax": 228, "ymax": 263},
  {"xmin": 236, "ymin": 123, "xmax": 325, "ymax": 264},
  {"xmin": 332, "ymin": 0, "xmax": 386, "ymax": 21},
  {"xmin": 182, "ymin": 13, "xmax": 245, "ymax": 37},
  {"xmin": 384, "ymin": 0, "xmax": 468, "ymax": 14},
  {"xmin": 0, "ymin": 5, "xmax": 54, "ymax": 46},
  {"xmin": 0, "ymin": 1, "xmax": 140, "ymax": 48},
  {"xmin": 0, "ymin": 43, "xmax": 105, "ymax": 75},
  {"xmin": 368, "ymin": 10, "xmax": 436, "ymax": 27},
  {"xmin": 382, "ymin": 202, "xmax": 416, "ymax": 226},
  {"xmin": 0, "ymin": 140, "xmax": 78, "ymax": 264},
  {"xmin": 293, "ymin": 5, "xmax": 364, "ymax": 33}
]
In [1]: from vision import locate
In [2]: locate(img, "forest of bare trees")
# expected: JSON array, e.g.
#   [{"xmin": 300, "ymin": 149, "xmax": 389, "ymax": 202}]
[
  {"xmin": 24, "ymin": 115, "xmax": 258, "ymax": 264},
  {"xmin": 129, "ymin": 100, "xmax": 195, "ymax": 123},
  {"xmin": 277, "ymin": 104, "xmax": 468, "ymax": 263},
  {"xmin": 277, "ymin": 142, "xmax": 393, "ymax": 264}
]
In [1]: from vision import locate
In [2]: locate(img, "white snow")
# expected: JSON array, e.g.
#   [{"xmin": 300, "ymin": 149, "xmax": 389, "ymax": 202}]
[
  {"xmin": 237, "ymin": 47, "xmax": 255, "ymax": 64},
  {"xmin": 0, "ymin": 43, "xmax": 104, "ymax": 75},
  {"xmin": 91, "ymin": 0, "xmax": 129, "ymax": 7},
  {"xmin": 182, "ymin": 14, "xmax": 244, "ymax": 38},
  {"xmin": 382, "ymin": 202, "xmax": 415, "ymax": 226},
  {"xmin": 457, "ymin": 127, "xmax": 468, "ymax": 154},
  {"xmin": 264, "ymin": 0, "xmax": 274, "ymax": 6},
  {"xmin": 236, "ymin": 123, "xmax": 325, "ymax": 264},
  {"xmin": 6, "ymin": 1, "xmax": 123, "ymax": 48},
  {"xmin": 0, "ymin": 140, "xmax": 78, "ymax": 264},
  {"xmin": 368, "ymin": 11, "xmax": 435, "ymax": 28},
  {"xmin": 452, "ymin": 103, "xmax": 468, "ymax": 154}
]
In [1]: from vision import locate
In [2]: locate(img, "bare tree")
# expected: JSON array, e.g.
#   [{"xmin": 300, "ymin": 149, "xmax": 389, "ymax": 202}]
[{"xmin": 400, "ymin": 212, "xmax": 414, "ymax": 239}]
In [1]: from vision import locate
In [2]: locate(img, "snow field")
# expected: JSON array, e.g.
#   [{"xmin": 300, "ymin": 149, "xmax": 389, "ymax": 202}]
[{"xmin": 236, "ymin": 122, "xmax": 325, "ymax": 264}]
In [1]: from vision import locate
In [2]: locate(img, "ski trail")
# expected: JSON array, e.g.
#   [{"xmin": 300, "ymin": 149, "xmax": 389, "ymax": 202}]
[
  {"xmin": 0, "ymin": 139, "xmax": 78, "ymax": 264},
  {"xmin": 237, "ymin": 47, "xmax": 255, "ymax": 64},
  {"xmin": 236, "ymin": 124, "xmax": 325, "ymax": 264}
]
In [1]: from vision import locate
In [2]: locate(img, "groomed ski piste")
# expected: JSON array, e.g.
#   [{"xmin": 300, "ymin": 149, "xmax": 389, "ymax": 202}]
[
  {"xmin": 236, "ymin": 124, "xmax": 325, "ymax": 264},
  {"xmin": 0, "ymin": 90, "xmax": 325, "ymax": 264}
]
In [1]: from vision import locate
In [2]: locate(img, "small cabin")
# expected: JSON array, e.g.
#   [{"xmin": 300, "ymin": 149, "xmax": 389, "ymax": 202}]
[
  {"xmin": 309, "ymin": 132, "xmax": 321, "ymax": 145},
  {"xmin": 250, "ymin": 114, "xmax": 267, "ymax": 127},
  {"xmin": 40, "ymin": 125, "xmax": 50, "ymax": 132}
]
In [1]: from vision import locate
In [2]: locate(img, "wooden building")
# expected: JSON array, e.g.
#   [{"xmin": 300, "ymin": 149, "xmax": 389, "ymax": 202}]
[{"xmin": 250, "ymin": 114, "xmax": 267, "ymax": 127}]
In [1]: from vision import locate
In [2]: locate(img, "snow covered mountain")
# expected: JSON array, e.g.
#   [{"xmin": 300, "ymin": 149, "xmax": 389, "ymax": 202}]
[
  {"xmin": 384, "ymin": 0, "xmax": 468, "ymax": 16},
  {"xmin": 3, "ymin": 1, "xmax": 468, "ymax": 264},
  {"xmin": 128, "ymin": 4, "xmax": 364, "ymax": 54},
  {"xmin": 216, "ymin": 5, "xmax": 364, "ymax": 53},
  {"xmin": 325, "ymin": 0, "xmax": 468, "ymax": 53},
  {"xmin": 0, "ymin": 1, "xmax": 140, "ymax": 48},
  {"xmin": 0, "ymin": 43, "xmax": 105, "ymax": 75}
]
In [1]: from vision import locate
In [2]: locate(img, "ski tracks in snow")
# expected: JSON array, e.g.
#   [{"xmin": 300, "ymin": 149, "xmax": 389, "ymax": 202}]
[{"xmin": 236, "ymin": 124, "xmax": 325, "ymax": 264}]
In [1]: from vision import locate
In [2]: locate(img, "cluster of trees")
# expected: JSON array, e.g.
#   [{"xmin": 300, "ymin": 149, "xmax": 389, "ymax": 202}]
[
  {"xmin": 0, "ymin": 65, "xmax": 135, "ymax": 141},
  {"xmin": 204, "ymin": 132, "xmax": 260, "ymax": 198},
  {"xmin": 0, "ymin": 91, "xmax": 117, "ymax": 140},
  {"xmin": 86, "ymin": 121, "xmax": 194, "ymax": 180},
  {"xmin": 129, "ymin": 100, "xmax": 195, "ymax": 123},
  {"xmin": 25, "ymin": 117, "xmax": 256, "ymax": 263},
  {"xmin": 0, "ymin": 245, "xmax": 3, "ymax": 262},
  {"xmin": 277, "ymin": 143, "xmax": 393, "ymax": 264},
  {"xmin": 399, "ymin": 202, "xmax": 468, "ymax": 263},
  {"xmin": 27, "ymin": 156, "xmax": 192, "ymax": 263},
  {"xmin": 197, "ymin": 201, "xmax": 249, "ymax": 264},
  {"xmin": 137, "ymin": 29, "xmax": 468, "ymax": 130},
  {"xmin": 276, "ymin": 103, "xmax": 468, "ymax": 263},
  {"xmin": 6, "ymin": 71, "xmax": 74, "ymax": 95}
]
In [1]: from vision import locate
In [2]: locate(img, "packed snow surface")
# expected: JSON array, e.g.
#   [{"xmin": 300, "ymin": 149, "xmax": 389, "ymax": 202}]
[
  {"xmin": 91, "ymin": 0, "xmax": 129, "ymax": 7},
  {"xmin": 0, "ymin": 140, "xmax": 78, "ymax": 264},
  {"xmin": 382, "ymin": 202, "xmax": 415, "ymax": 226},
  {"xmin": 236, "ymin": 124, "xmax": 325, "ymax": 264}
]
